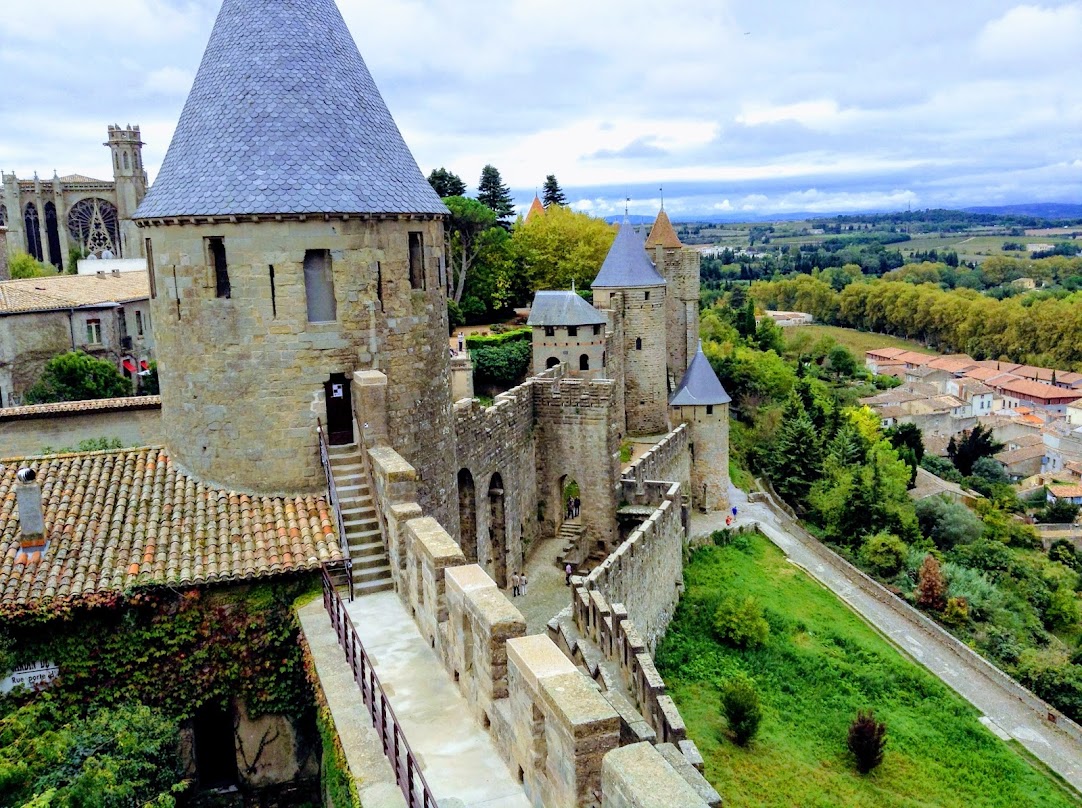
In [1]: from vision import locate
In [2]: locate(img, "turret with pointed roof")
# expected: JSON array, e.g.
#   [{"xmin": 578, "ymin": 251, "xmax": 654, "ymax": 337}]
[
  {"xmin": 591, "ymin": 219, "xmax": 667, "ymax": 435},
  {"xmin": 135, "ymin": 0, "xmax": 458, "ymax": 531},
  {"xmin": 669, "ymin": 342, "xmax": 731, "ymax": 512},
  {"xmin": 526, "ymin": 194, "xmax": 546, "ymax": 221},
  {"xmin": 135, "ymin": 0, "xmax": 446, "ymax": 220},
  {"xmin": 644, "ymin": 208, "xmax": 699, "ymax": 383}
]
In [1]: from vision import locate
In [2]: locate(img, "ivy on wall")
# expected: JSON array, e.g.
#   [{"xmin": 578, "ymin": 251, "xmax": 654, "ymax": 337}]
[{"xmin": 0, "ymin": 577, "xmax": 319, "ymax": 722}]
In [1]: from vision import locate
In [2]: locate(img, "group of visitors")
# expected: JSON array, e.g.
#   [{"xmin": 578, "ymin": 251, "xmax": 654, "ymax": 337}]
[
  {"xmin": 510, "ymin": 571, "xmax": 529, "ymax": 597},
  {"xmin": 566, "ymin": 496, "xmax": 581, "ymax": 519}
]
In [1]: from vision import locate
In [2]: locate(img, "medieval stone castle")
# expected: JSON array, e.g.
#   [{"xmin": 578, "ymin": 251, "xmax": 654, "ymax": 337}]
[{"xmin": 1, "ymin": 0, "xmax": 731, "ymax": 804}]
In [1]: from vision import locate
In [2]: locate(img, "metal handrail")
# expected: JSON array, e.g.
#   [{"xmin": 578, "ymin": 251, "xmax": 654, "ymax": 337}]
[
  {"xmin": 321, "ymin": 567, "xmax": 436, "ymax": 808},
  {"xmin": 317, "ymin": 418, "xmax": 354, "ymax": 601}
]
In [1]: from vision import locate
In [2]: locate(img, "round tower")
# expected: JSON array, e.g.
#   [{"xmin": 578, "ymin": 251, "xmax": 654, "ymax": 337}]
[
  {"xmin": 106, "ymin": 125, "xmax": 148, "ymax": 258},
  {"xmin": 645, "ymin": 208, "xmax": 699, "ymax": 383},
  {"xmin": 592, "ymin": 221, "xmax": 668, "ymax": 435},
  {"xmin": 669, "ymin": 342, "xmax": 731, "ymax": 512},
  {"xmin": 133, "ymin": 0, "xmax": 456, "ymax": 527}
]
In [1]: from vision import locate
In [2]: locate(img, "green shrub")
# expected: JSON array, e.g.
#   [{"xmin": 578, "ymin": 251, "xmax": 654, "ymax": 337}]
[
  {"xmin": 41, "ymin": 437, "xmax": 124, "ymax": 455},
  {"xmin": 1045, "ymin": 586, "xmax": 1081, "ymax": 630},
  {"xmin": 720, "ymin": 677, "xmax": 762, "ymax": 745},
  {"xmin": 941, "ymin": 562, "xmax": 1003, "ymax": 619},
  {"xmin": 24, "ymin": 351, "xmax": 132, "ymax": 404},
  {"xmin": 465, "ymin": 327, "xmax": 531, "ymax": 348},
  {"xmin": 1041, "ymin": 499, "xmax": 1081, "ymax": 524},
  {"xmin": 847, "ymin": 709, "xmax": 887, "ymax": 774},
  {"xmin": 713, "ymin": 596, "xmax": 770, "ymax": 648},
  {"xmin": 915, "ymin": 495, "xmax": 983, "ymax": 550},
  {"xmin": 942, "ymin": 596, "xmax": 970, "ymax": 626},
  {"xmin": 619, "ymin": 439, "xmax": 633, "ymax": 463},
  {"xmin": 447, "ymin": 300, "xmax": 464, "ymax": 332},
  {"xmin": 859, "ymin": 532, "xmax": 907, "ymax": 576},
  {"xmin": 470, "ymin": 339, "xmax": 531, "ymax": 389},
  {"xmin": 1049, "ymin": 539, "xmax": 1081, "ymax": 570}
]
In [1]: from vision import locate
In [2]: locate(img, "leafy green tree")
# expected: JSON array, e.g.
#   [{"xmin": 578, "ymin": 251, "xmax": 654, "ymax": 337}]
[
  {"xmin": 1046, "ymin": 586, "xmax": 1081, "ymax": 629},
  {"xmin": 947, "ymin": 423, "xmax": 1004, "ymax": 477},
  {"xmin": 720, "ymin": 678, "xmax": 762, "ymax": 746},
  {"xmin": 510, "ymin": 204, "xmax": 615, "ymax": 294},
  {"xmin": 141, "ymin": 360, "xmax": 160, "ymax": 395},
  {"xmin": 915, "ymin": 496, "xmax": 984, "ymax": 550},
  {"xmin": 0, "ymin": 702, "xmax": 187, "ymax": 807},
  {"xmin": 737, "ymin": 299, "xmax": 757, "ymax": 339},
  {"xmin": 1041, "ymin": 498, "xmax": 1081, "ymax": 524},
  {"xmin": 885, "ymin": 422, "xmax": 925, "ymax": 464},
  {"xmin": 826, "ymin": 345, "xmax": 857, "ymax": 379},
  {"xmin": 470, "ymin": 340, "xmax": 531, "ymax": 390},
  {"xmin": 463, "ymin": 226, "xmax": 516, "ymax": 316},
  {"xmin": 476, "ymin": 164, "xmax": 515, "ymax": 223},
  {"xmin": 427, "ymin": 167, "xmax": 466, "ymax": 198},
  {"xmin": 10, "ymin": 252, "xmax": 52, "ymax": 279},
  {"xmin": 443, "ymin": 196, "xmax": 499, "ymax": 304},
  {"xmin": 921, "ymin": 454, "xmax": 963, "ymax": 483},
  {"xmin": 542, "ymin": 174, "xmax": 567, "ymax": 207},
  {"xmin": 754, "ymin": 317, "xmax": 785, "ymax": 353},
  {"xmin": 859, "ymin": 532, "xmax": 908, "ymax": 577},
  {"xmin": 66, "ymin": 246, "xmax": 87, "ymax": 275},
  {"xmin": 25, "ymin": 351, "xmax": 132, "ymax": 404},
  {"xmin": 713, "ymin": 596, "xmax": 770, "ymax": 648}
]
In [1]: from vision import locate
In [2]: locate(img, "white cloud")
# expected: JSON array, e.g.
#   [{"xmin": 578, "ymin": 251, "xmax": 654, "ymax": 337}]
[{"xmin": 975, "ymin": 3, "xmax": 1082, "ymax": 65}]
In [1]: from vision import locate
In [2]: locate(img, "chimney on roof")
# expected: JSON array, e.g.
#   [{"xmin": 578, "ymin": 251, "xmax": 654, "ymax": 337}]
[{"xmin": 15, "ymin": 468, "xmax": 47, "ymax": 556}]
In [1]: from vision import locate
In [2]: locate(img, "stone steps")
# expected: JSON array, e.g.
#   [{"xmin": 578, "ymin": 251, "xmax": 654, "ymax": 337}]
[
  {"xmin": 325, "ymin": 442, "xmax": 394, "ymax": 596},
  {"xmin": 555, "ymin": 521, "xmax": 586, "ymax": 570}
]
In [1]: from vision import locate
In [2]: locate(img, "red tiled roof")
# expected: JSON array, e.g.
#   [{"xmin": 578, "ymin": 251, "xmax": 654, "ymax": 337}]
[
  {"xmin": 895, "ymin": 350, "xmax": 936, "ymax": 366},
  {"xmin": 644, "ymin": 209, "xmax": 682, "ymax": 249},
  {"xmin": 0, "ymin": 447, "xmax": 342, "ymax": 613},
  {"xmin": 996, "ymin": 378, "xmax": 1082, "ymax": 403},
  {"xmin": 0, "ymin": 396, "xmax": 161, "ymax": 421},
  {"xmin": 0, "ymin": 272, "xmax": 148, "ymax": 314},
  {"xmin": 1048, "ymin": 484, "xmax": 1082, "ymax": 499},
  {"xmin": 866, "ymin": 347, "xmax": 908, "ymax": 360}
]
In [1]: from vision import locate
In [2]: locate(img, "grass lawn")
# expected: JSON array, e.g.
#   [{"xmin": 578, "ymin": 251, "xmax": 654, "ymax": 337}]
[
  {"xmin": 789, "ymin": 325, "xmax": 936, "ymax": 358},
  {"xmin": 655, "ymin": 534, "xmax": 1078, "ymax": 808}
]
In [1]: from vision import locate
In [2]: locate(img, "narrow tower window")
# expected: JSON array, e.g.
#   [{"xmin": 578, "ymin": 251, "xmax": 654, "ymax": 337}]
[
  {"xmin": 123, "ymin": 152, "xmax": 130, "ymax": 170},
  {"xmin": 269, "ymin": 265, "xmax": 277, "ymax": 318},
  {"xmin": 644, "ymin": 290, "xmax": 650, "ymax": 301},
  {"xmin": 206, "ymin": 237, "xmax": 230, "ymax": 298},
  {"xmin": 304, "ymin": 249, "xmax": 336, "ymax": 322},
  {"xmin": 408, "ymin": 232, "xmax": 425, "ymax": 290},
  {"xmin": 145, "ymin": 238, "xmax": 156, "ymax": 299},
  {"xmin": 567, "ymin": 326, "xmax": 578, "ymax": 337},
  {"xmin": 375, "ymin": 261, "xmax": 384, "ymax": 310},
  {"xmin": 635, "ymin": 337, "xmax": 642, "ymax": 351}
]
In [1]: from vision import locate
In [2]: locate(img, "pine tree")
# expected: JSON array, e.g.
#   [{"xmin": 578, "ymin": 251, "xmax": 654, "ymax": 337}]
[
  {"xmin": 427, "ymin": 167, "xmax": 466, "ymax": 198},
  {"xmin": 542, "ymin": 174, "xmax": 567, "ymax": 207},
  {"xmin": 476, "ymin": 165, "xmax": 515, "ymax": 223},
  {"xmin": 848, "ymin": 710, "xmax": 887, "ymax": 773},
  {"xmin": 916, "ymin": 554, "xmax": 947, "ymax": 611},
  {"xmin": 769, "ymin": 394, "xmax": 823, "ymax": 507}
]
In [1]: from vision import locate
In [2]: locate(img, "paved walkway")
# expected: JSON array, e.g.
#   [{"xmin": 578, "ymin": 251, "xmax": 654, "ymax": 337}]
[
  {"xmin": 346, "ymin": 591, "xmax": 530, "ymax": 808},
  {"xmin": 505, "ymin": 536, "xmax": 572, "ymax": 636},
  {"xmin": 691, "ymin": 485, "xmax": 1082, "ymax": 795}
]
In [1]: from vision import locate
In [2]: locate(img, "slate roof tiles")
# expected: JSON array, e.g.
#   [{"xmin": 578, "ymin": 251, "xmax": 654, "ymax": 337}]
[
  {"xmin": 527, "ymin": 291, "xmax": 606, "ymax": 326},
  {"xmin": 592, "ymin": 220, "xmax": 665, "ymax": 288},
  {"xmin": 0, "ymin": 447, "xmax": 342, "ymax": 612},
  {"xmin": 134, "ymin": 0, "xmax": 446, "ymax": 219}
]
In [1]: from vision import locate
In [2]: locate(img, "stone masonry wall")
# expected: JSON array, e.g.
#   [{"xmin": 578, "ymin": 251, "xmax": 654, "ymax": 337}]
[
  {"xmin": 621, "ymin": 425, "xmax": 690, "ymax": 499},
  {"xmin": 142, "ymin": 217, "xmax": 456, "ymax": 518},
  {"xmin": 672, "ymin": 403, "xmax": 730, "ymax": 513},
  {"xmin": 585, "ymin": 483, "xmax": 685, "ymax": 649},
  {"xmin": 594, "ymin": 286, "xmax": 668, "ymax": 436},
  {"xmin": 454, "ymin": 380, "xmax": 538, "ymax": 586},
  {"xmin": 0, "ymin": 228, "xmax": 8, "ymax": 281},
  {"xmin": 532, "ymin": 373, "xmax": 621, "ymax": 553},
  {"xmin": 0, "ymin": 401, "xmax": 162, "ymax": 457}
]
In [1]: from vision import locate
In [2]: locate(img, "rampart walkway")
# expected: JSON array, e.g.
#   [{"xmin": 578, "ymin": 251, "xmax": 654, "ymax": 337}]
[{"xmin": 691, "ymin": 486, "xmax": 1082, "ymax": 795}]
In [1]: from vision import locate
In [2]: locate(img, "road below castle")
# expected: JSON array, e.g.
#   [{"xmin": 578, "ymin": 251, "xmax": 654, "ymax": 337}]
[{"xmin": 691, "ymin": 486, "xmax": 1082, "ymax": 796}]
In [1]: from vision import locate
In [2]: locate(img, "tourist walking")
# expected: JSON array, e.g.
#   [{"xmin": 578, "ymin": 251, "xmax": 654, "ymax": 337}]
[
  {"xmin": 565, "ymin": 562, "xmax": 573, "ymax": 586},
  {"xmin": 567, "ymin": 496, "xmax": 574, "ymax": 519},
  {"xmin": 511, "ymin": 572, "xmax": 521, "ymax": 597},
  {"xmin": 521, "ymin": 573, "xmax": 528, "ymax": 596},
  {"xmin": 574, "ymin": 497, "xmax": 580, "ymax": 518}
]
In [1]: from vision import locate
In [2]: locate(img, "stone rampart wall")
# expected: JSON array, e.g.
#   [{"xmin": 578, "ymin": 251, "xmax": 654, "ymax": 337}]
[
  {"xmin": 586, "ymin": 483, "xmax": 684, "ymax": 649},
  {"xmin": 621, "ymin": 425, "xmax": 689, "ymax": 498},
  {"xmin": 0, "ymin": 401, "xmax": 162, "ymax": 458}
]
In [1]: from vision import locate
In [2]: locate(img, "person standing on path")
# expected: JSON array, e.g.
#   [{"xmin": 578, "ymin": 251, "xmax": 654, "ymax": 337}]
[
  {"xmin": 521, "ymin": 573, "xmax": 528, "ymax": 596},
  {"xmin": 511, "ymin": 572, "xmax": 520, "ymax": 597},
  {"xmin": 574, "ymin": 497, "xmax": 581, "ymax": 518},
  {"xmin": 565, "ymin": 563, "xmax": 573, "ymax": 585}
]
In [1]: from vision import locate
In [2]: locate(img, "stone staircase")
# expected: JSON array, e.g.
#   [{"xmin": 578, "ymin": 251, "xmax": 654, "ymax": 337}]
[
  {"xmin": 327, "ymin": 443, "xmax": 394, "ymax": 596},
  {"xmin": 555, "ymin": 519, "xmax": 586, "ymax": 570}
]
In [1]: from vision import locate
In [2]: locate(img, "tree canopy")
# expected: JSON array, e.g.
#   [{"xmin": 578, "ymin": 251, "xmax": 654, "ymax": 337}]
[
  {"xmin": 542, "ymin": 174, "xmax": 567, "ymax": 207},
  {"xmin": 25, "ymin": 351, "xmax": 132, "ymax": 404},
  {"xmin": 427, "ymin": 167, "xmax": 466, "ymax": 198},
  {"xmin": 510, "ymin": 205, "xmax": 615, "ymax": 292},
  {"xmin": 10, "ymin": 253, "xmax": 53, "ymax": 279},
  {"xmin": 476, "ymin": 165, "xmax": 514, "ymax": 223},
  {"xmin": 444, "ymin": 196, "xmax": 499, "ymax": 304}
]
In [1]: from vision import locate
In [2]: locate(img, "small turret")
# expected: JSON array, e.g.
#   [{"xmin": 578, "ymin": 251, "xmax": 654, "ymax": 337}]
[
  {"xmin": 669, "ymin": 342, "xmax": 731, "ymax": 512},
  {"xmin": 105, "ymin": 125, "xmax": 148, "ymax": 258}
]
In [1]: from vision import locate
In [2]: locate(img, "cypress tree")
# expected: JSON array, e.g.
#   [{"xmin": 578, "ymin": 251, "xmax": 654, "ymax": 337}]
[
  {"xmin": 542, "ymin": 174, "xmax": 568, "ymax": 207},
  {"xmin": 476, "ymin": 165, "xmax": 515, "ymax": 223}
]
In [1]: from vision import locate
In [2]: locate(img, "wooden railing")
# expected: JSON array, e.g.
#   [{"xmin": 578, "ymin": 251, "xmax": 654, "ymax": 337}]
[
  {"xmin": 317, "ymin": 419, "xmax": 353, "ymax": 601},
  {"xmin": 321, "ymin": 567, "xmax": 436, "ymax": 808}
]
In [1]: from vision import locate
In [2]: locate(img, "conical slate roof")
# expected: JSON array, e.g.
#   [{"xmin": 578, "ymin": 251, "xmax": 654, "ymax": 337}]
[
  {"xmin": 645, "ymin": 209, "xmax": 682, "ymax": 249},
  {"xmin": 592, "ymin": 220, "xmax": 666, "ymax": 288},
  {"xmin": 670, "ymin": 342, "xmax": 731, "ymax": 406},
  {"xmin": 134, "ymin": 0, "xmax": 447, "ymax": 219}
]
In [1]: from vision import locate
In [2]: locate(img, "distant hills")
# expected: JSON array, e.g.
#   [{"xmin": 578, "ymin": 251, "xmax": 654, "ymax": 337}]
[{"xmin": 961, "ymin": 203, "xmax": 1082, "ymax": 218}]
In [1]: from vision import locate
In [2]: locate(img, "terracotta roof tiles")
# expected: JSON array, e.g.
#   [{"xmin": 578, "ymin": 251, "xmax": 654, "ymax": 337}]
[
  {"xmin": 644, "ymin": 209, "xmax": 682, "ymax": 249},
  {"xmin": 0, "ymin": 272, "xmax": 149, "ymax": 314},
  {"xmin": 0, "ymin": 396, "xmax": 161, "ymax": 420},
  {"xmin": 0, "ymin": 447, "xmax": 342, "ymax": 613}
]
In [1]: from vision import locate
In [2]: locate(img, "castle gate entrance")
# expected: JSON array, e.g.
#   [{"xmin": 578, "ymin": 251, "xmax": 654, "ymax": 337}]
[{"xmin": 324, "ymin": 372, "xmax": 353, "ymax": 445}]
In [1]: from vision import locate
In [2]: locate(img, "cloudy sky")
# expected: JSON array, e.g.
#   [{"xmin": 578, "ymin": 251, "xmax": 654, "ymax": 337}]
[{"xmin": 3, "ymin": 0, "xmax": 1080, "ymax": 219}]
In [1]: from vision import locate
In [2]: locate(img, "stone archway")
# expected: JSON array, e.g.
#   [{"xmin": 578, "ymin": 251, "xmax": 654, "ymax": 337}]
[
  {"xmin": 458, "ymin": 468, "xmax": 477, "ymax": 563},
  {"xmin": 488, "ymin": 472, "xmax": 507, "ymax": 588}
]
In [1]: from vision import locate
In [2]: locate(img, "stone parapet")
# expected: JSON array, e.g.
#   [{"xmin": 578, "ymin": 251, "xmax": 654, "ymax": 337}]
[{"xmin": 601, "ymin": 742, "xmax": 709, "ymax": 808}]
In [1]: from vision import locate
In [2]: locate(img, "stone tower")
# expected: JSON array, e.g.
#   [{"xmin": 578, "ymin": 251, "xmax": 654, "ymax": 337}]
[
  {"xmin": 133, "ymin": 0, "xmax": 456, "ymax": 529},
  {"xmin": 669, "ymin": 342, "xmax": 731, "ymax": 512},
  {"xmin": 592, "ymin": 221, "xmax": 668, "ymax": 435},
  {"xmin": 645, "ymin": 208, "xmax": 699, "ymax": 384},
  {"xmin": 106, "ymin": 125, "xmax": 148, "ymax": 258}
]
